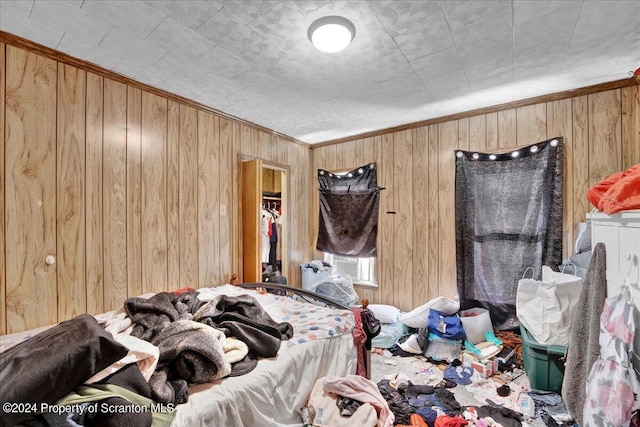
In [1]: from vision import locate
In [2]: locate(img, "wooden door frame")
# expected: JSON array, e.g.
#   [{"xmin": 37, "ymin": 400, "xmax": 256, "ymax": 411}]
[{"xmin": 238, "ymin": 154, "xmax": 291, "ymax": 283}]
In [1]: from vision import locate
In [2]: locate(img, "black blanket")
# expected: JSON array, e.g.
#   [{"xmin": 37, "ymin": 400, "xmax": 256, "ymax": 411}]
[{"xmin": 193, "ymin": 294, "xmax": 293, "ymax": 360}]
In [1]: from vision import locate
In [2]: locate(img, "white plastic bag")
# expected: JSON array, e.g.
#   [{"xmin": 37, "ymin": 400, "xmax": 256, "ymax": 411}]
[
  {"xmin": 516, "ymin": 266, "xmax": 582, "ymax": 346},
  {"xmin": 310, "ymin": 271, "xmax": 358, "ymax": 306}
]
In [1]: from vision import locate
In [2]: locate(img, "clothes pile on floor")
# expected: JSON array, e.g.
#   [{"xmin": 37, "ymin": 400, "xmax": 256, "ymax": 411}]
[
  {"xmin": 303, "ymin": 367, "xmax": 575, "ymax": 426},
  {"xmin": 378, "ymin": 365, "xmax": 576, "ymax": 427}
]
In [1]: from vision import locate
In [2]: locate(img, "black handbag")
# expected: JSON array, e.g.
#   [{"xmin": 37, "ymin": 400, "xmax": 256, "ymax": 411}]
[{"xmin": 360, "ymin": 306, "xmax": 381, "ymax": 350}]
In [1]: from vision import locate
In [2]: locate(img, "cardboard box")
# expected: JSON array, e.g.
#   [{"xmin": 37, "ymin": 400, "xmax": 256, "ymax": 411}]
[{"xmin": 462, "ymin": 352, "xmax": 499, "ymax": 378}]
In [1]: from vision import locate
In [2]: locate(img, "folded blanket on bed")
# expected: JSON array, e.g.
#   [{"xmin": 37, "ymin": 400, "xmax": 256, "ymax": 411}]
[
  {"xmin": 149, "ymin": 320, "xmax": 237, "ymax": 404},
  {"xmin": 193, "ymin": 294, "xmax": 294, "ymax": 359},
  {"xmin": 124, "ymin": 291, "xmax": 204, "ymax": 341}
]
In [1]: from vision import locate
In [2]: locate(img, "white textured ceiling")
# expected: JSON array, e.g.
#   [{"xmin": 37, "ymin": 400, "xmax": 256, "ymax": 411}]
[{"xmin": 1, "ymin": 0, "xmax": 639, "ymax": 144}]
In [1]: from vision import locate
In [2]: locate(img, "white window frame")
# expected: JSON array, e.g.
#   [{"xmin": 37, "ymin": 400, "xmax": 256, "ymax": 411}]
[{"xmin": 323, "ymin": 253, "xmax": 377, "ymax": 287}]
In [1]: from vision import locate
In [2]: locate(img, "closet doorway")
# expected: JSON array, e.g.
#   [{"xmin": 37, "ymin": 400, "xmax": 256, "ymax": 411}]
[{"xmin": 241, "ymin": 158, "xmax": 288, "ymax": 283}]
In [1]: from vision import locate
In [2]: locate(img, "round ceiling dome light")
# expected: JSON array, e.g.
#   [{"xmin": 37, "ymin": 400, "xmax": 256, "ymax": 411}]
[{"xmin": 308, "ymin": 16, "xmax": 356, "ymax": 53}]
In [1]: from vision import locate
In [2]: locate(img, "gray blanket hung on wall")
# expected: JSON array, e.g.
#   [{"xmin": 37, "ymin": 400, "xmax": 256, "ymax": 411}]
[
  {"xmin": 316, "ymin": 163, "xmax": 384, "ymax": 258},
  {"xmin": 455, "ymin": 137, "xmax": 564, "ymax": 330}
]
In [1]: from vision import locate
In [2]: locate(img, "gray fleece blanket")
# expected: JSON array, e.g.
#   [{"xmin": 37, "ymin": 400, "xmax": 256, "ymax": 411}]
[
  {"xmin": 124, "ymin": 291, "xmax": 204, "ymax": 341},
  {"xmin": 561, "ymin": 242, "xmax": 607, "ymax": 425},
  {"xmin": 149, "ymin": 320, "xmax": 231, "ymax": 404}
]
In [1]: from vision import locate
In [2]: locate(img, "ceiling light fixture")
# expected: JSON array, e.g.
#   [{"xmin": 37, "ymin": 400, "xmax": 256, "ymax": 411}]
[{"xmin": 308, "ymin": 16, "xmax": 355, "ymax": 53}]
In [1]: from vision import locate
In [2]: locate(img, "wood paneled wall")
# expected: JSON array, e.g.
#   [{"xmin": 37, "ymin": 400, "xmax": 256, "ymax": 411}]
[
  {"xmin": 311, "ymin": 87, "xmax": 640, "ymax": 312},
  {"xmin": 0, "ymin": 44, "xmax": 311, "ymax": 334}
]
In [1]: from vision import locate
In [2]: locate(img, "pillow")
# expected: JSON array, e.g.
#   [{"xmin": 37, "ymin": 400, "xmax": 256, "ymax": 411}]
[
  {"xmin": 398, "ymin": 297, "xmax": 460, "ymax": 329},
  {"xmin": 368, "ymin": 304, "xmax": 401, "ymax": 324},
  {"xmin": 0, "ymin": 314, "xmax": 129, "ymax": 426}
]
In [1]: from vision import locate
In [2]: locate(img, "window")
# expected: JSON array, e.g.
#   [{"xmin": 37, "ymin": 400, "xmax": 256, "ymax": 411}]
[{"xmin": 323, "ymin": 253, "xmax": 376, "ymax": 286}]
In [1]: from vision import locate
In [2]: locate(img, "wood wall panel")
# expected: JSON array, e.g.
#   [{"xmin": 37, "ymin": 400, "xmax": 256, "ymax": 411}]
[
  {"xmin": 167, "ymin": 100, "xmax": 180, "ymax": 289},
  {"xmin": 5, "ymin": 46, "xmax": 58, "ymax": 332},
  {"xmin": 276, "ymin": 136, "xmax": 289, "ymax": 165},
  {"xmin": 310, "ymin": 146, "xmax": 326, "ymax": 260},
  {"xmin": 287, "ymin": 147, "xmax": 300, "ymax": 286},
  {"xmin": 104, "ymin": 79, "xmax": 128, "ymax": 311},
  {"xmin": 311, "ymin": 87, "xmax": 638, "ymax": 312},
  {"xmin": 325, "ymin": 144, "xmax": 337, "ymax": 169},
  {"xmin": 486, "ymin": 112, "xmax": 499, "ymax": 150},
  {"xmin": 412, "ymin": 127, "xmax": 428, "ymax": 306},
  {"xmin": 85, "ymin": 72, "xmax": 104, "ymax": 315},
  {"xmin": 231, "ymin": 122, "xmax": 242, "ymax": 281},
  {"xmin": 621, "ymin": 86, "xmax": 640, "ymax": 168},
  {"xmin": 219, "ymin": 117, "xmax": 232, "ymax": 283},
  {"xmin": 516, "ymin": 104, "xmax": 547, "ymax": 145},
  {"xmin": 198, "ymin": 112, "xmax": 219, "ymax": 287},
  {"xmin": 0, "ymin": 43, "xmax": 5, "ymax": 334},
  {"xmin": 427, "ymin": 125, "xmax": 440, "ymax": 299},
  {"xmin": 289, "ymin": 143, "xmax": 310, "ymax": 287},
  {"xmin": 547, "ymin": 99, "xmax": 574, "ymax": 261},
  {"xmin": 438, "ymin": 122, "xmax": 458, "ymax": 300},
  {"xmin": 588, "ymin": 91, "xmax": 622, "ymax": 187},
  {"xmin": 469, "ymin": 115, "xmax": 486, "ymax": 152},
  {"xmin": 126, "ymin": 87, "xmax": 142, "ymax": 300},
  {"xmin": 178, "ymin": 105, "xmax": 199, "ymax": 287},
  {"xmin": 393, "ymin": 130, "xmax": 413, "ymax": 309},
  {"xmin": 457, "ymin": 118, "xmax": 469, "ymax": 151},
  {"xmin": 572, "ymin": 96, "xmax": 590, "ymax": 226},
  {"xmin": 497, "ymin": 108, "xmax": 516, "ymax": 147},
  {"xmin": 141, "ymin": 93, "xmax": 168, "ymax": 294},
  {"xmin": 57, "ymin": 63, "xmax": 86, "ymax": 320},
  {"xmin": 379, "ymin": 134, "xmax": 394, "ymax": 305},
  {"xmin": 240, "ymin": 124, "xmax": 258, "ymax": 158},
  {"xmin": 258, "ymin": 131, "xmax": 274, "ymax": 163}
]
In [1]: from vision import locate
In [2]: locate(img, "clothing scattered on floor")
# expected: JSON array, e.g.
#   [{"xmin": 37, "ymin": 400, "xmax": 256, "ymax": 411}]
[
  {"xmin": 443, "ymin": 364, "xmax": 474, "ymax": 385},
  {"xmin": 337, "ymin": 396, "xmax": 364, "ymax": 416},
  {"xmin": 324, "ymin": 375, "xmax": 395, "ymax": 427},
  {"xmin": 373, "ymin": 357, "xmax": 582, "ymax": 427}
]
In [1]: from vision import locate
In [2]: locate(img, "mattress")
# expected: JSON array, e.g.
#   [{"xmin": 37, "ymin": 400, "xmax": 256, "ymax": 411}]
[{"xmin": 0, "ymin": 285, "xmax": 357, "ymax": 427}]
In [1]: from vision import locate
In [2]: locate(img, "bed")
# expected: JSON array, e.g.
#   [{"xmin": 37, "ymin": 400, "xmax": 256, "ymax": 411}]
[{"xmin": 0, "ymin": 283, "xmax": 366, "ymax": 427}]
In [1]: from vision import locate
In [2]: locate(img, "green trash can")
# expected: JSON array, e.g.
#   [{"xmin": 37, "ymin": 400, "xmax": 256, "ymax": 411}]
[{"xmin": 520, "ymin": 324, "xmax": 567, "ymax": 393}]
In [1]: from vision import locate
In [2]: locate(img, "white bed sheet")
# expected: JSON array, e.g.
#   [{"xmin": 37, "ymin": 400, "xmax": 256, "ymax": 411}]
[
  {"xmin": 173, "ymin": 331, "xmax": 355, "ymax": 426},
  {"xmin": 173, "ymin": 285, "xmax": 357, "ymax": 426}
]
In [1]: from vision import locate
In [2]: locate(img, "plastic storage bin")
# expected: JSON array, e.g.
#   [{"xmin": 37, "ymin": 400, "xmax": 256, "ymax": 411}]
[
  {"xmin": 520, "ymin": 324, "xmax": 567, "ymax": 393},
  {"xmin": 300, "ymin": 262, "xmax": 333, "ymax": 290}
]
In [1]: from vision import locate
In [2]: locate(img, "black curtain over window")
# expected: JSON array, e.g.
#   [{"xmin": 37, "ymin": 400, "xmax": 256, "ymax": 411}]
[
  {"xmin": 316, "ymin": 163, "xmax": 382, "ymax": 257},
  {"xmin": 455, "ymin": 138, "xmax": 564, "ymax": 330}
]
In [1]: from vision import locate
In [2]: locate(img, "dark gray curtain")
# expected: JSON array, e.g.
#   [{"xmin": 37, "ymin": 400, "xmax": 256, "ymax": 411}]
[
  {"xmin": 455, "ymin": 138, "xmax": 564, "ymax": 330},
  {"xmin": 316, "ymin": 163, "xmax": 381, "ymax": 257}
]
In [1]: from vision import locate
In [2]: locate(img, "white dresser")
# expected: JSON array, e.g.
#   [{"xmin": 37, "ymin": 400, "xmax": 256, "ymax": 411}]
[{"xmin": 588, "ymin": 210, "xmax": 640, "ymax": 375}]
